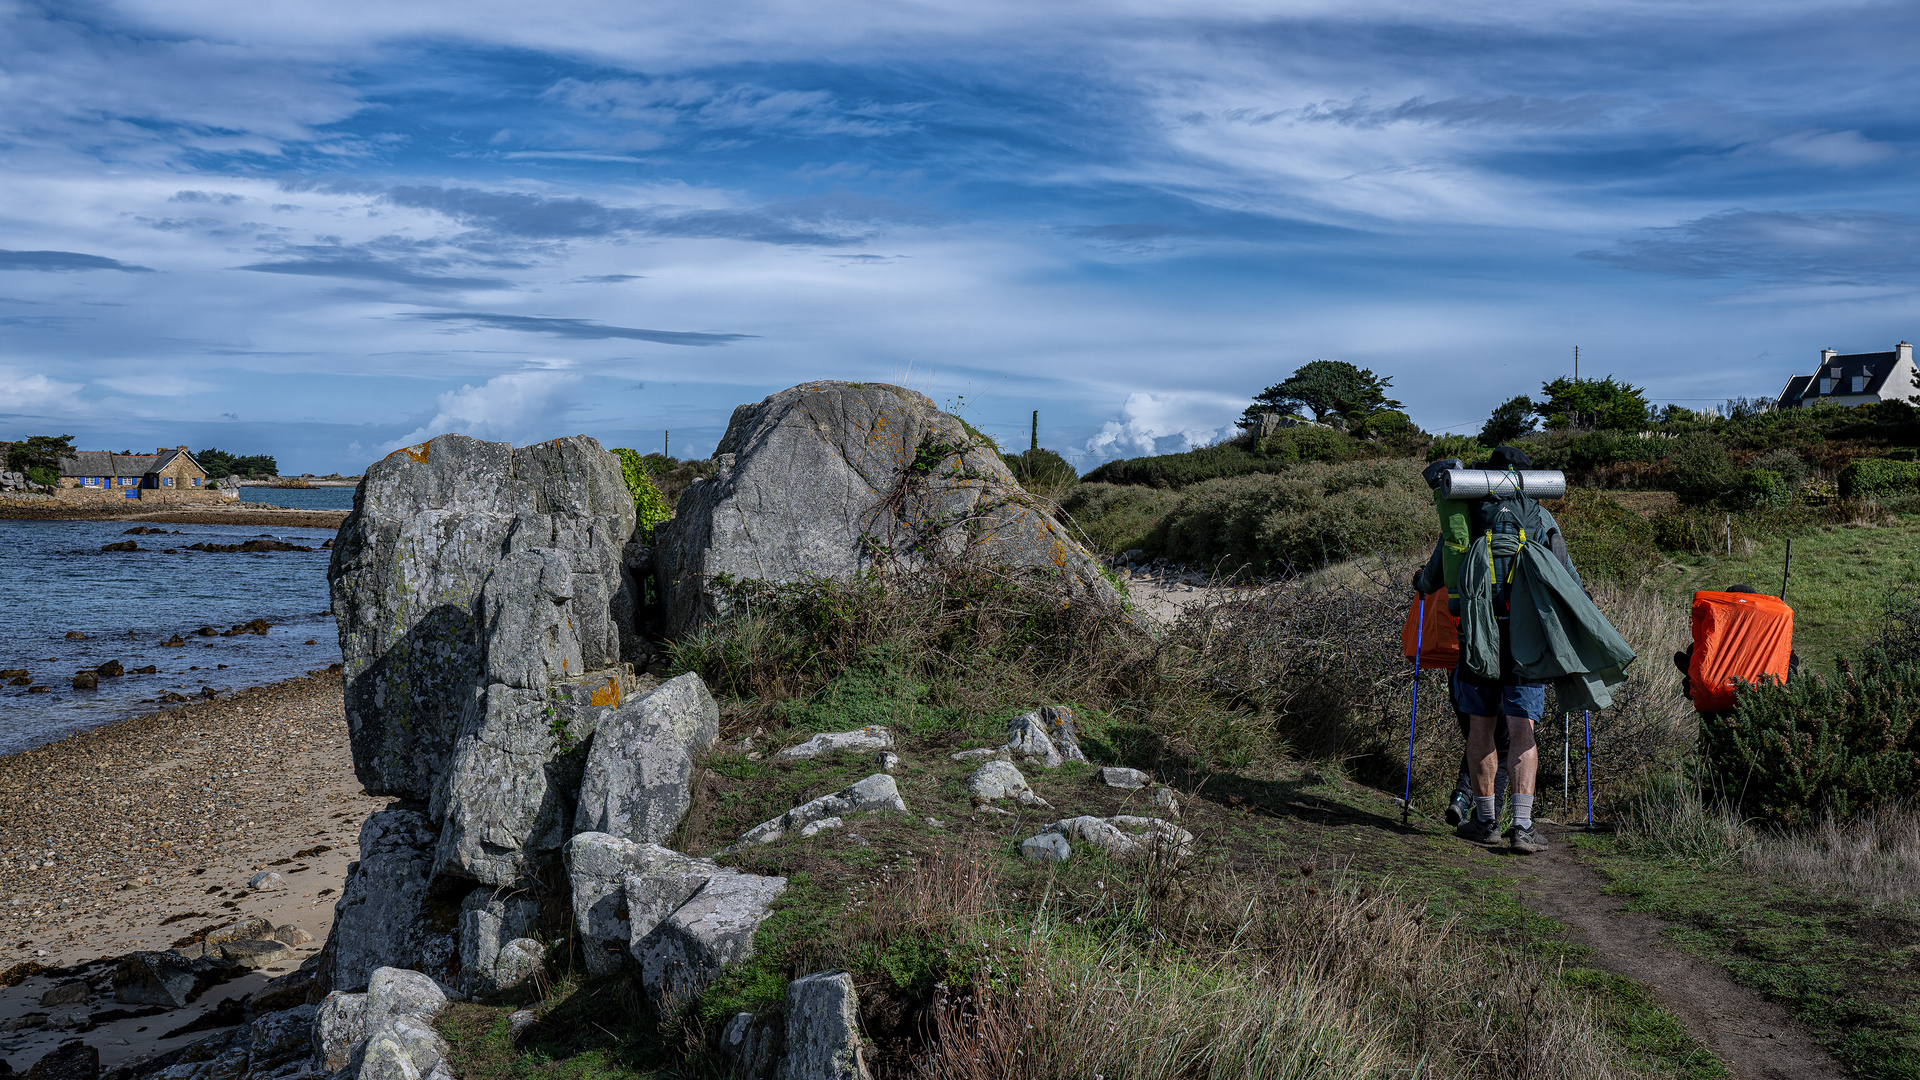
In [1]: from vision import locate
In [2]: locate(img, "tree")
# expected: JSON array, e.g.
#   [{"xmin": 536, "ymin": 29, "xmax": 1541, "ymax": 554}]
[
  {"xmin": 1479, "ymin": 395, "xmax": 1536, "ymax": 445},
  {"xmin": 1536, "ymin": 376, "xmax": 1648, "ymax": 431},
  {"xmin": 195, "ymin": 448, "xmax": 278, "ymax": 479},
  {"xmin": 5, "ymin": 434, "xmax": 75, "ymax": 480},
  {"xmin": 1242, "ymin": 361, "xmax": 1403, "ymax": 429}
]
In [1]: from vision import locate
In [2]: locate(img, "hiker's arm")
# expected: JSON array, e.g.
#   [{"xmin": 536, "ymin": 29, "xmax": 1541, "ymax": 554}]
[{"xmin": 1413, "ymin": 538, "xmax": 1445, "ymax": 595}]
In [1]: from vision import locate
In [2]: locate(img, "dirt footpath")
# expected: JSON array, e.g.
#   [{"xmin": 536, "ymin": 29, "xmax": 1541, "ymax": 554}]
[
  {"xmin": 0, "ymin": 674, "xmax": 382, "ymax": 1072},
  {"xmin": 1489, "ymin": 826, "xmax": 1846, "ymax": 1080}
]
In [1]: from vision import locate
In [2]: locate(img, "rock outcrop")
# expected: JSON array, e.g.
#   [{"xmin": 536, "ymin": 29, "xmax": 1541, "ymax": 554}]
[
  {"xmin": 574, "ymin": 673, "xmax": 720, "ymax": 846},
  {"xmin": 653, "ymin": 381, "xmax": 1119, "ymax": 635}
]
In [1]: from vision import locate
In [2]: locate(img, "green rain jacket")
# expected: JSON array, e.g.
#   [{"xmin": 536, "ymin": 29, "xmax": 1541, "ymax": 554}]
[{"xmin": 1457, "ymin": 530, "xmax": 1637, "ymax": 712}]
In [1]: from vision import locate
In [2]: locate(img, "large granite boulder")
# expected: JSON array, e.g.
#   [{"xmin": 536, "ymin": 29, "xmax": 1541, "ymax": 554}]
[
  {"xmin": 636, "ymin": 872, "xmax": 788, "ymax": 1014},
  {"xmin": 457, "ymin": 888, "xmax": 544, "ymax": 998},
  {"xmin": 654, "ymin": 381, "xmax": 1119, "ymax": 635},
  {"xmin": 574, "ymin": 673, "xmax": 720, "ymax": 846},
  {"xmin": 328, "ymin": 432, "xmax": 637, "ymax": 806}
]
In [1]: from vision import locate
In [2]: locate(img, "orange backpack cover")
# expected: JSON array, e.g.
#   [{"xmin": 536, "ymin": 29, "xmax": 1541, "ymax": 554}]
[
  {"xmin": 1688, "ymin": 591, "xmax": 1794, "ymax": 713},
  {"xmin": 1402, "ymin": 589, "xmax": 1461, "ymax": 670}
]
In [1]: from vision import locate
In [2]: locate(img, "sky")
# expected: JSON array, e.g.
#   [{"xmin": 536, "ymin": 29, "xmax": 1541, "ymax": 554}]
[{"xmin": 3, "ymin": 0, "xmax": 1918, "ymax": 474}]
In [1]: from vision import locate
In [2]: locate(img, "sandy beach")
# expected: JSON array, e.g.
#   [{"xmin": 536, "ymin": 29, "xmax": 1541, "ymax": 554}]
[{"xmin": 0, "ymin": 672, "xmax": 381, "ymax": 1072}]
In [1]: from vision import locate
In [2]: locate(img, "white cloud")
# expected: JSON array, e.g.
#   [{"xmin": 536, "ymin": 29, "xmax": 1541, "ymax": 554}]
[
  {"xmin": 1079, "ymin": 390, "xmax": 1243, "ymax": 464},
  {"xmin": 379, "ymin": 368, "xmax": 583, "ymax": 452},
  {"xmin": 0, "ymin": 366, "xmax": 85, "ymax": 415}
]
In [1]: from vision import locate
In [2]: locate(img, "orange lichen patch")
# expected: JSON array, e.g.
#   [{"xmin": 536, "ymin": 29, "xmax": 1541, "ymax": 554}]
[
  {"xmin": 589, "ymin": 678, "xmax": 621, "ymax": 707},
  {"xmin": 386, "ymin": 442, "xmax": 431, "ymax": 464}
]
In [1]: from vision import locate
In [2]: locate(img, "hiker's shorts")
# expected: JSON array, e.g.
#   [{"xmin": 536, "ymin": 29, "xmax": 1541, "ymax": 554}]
[{"xmin": 1452, "ymin": 676, "xmax": 1546, "ymax": 723}]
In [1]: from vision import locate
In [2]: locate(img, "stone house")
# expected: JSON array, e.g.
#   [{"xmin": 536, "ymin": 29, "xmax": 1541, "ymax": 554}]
[
  {"xmin": 55, "ymin": 446, "xmax": 222, "ymax": 502},
  {"xmin": 1776, "ymin": 342, "xmax": 1918, "ymax": 409}
]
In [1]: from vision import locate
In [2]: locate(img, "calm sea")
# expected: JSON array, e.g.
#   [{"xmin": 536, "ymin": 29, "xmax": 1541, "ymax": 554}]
[
  {"xmin": 238, "ymin": 486, "xmax": 358, "ymax": 511},
  {"xmin": 0, "ymin": 513, "xmax": 348, "ymax": 756}
]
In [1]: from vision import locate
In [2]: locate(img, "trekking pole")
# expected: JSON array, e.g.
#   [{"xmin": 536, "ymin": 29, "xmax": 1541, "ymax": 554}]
[
  {"xmin": 1563, "ymin": 713, "xmax": 1570, "ymax": 817},
  {"xmin": 1403, "ymin": 597, "xmax": 1425, "ymax": 827},
  {"xmin": 1584, "ymin": 709, "xmax": 1593, "ymax": 828},
  {"xmin": 1780, "ymin": 538, "xmax": 1793, "ymax": 601}
]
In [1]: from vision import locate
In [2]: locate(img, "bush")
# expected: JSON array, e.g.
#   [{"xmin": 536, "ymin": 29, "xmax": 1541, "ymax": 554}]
[
  {"xmin": 611, "ymin": 448, "xmax": 672, "ymax": 539},
  {"xmin": 1148, "ymin": 461, "xmax": 1431, "ymax": 574},
  {"xmin": 1083, "ymin": 442, "xmax": 1284, "ymax": 489},
  {"xmin": 25, "ymin": 466, "xmax": 57, "ymax": 488},
  {"xmin": 1056, "ymin": 483, "xmax": 1180, "ymax": 556},
  {"xmin": 1544, "ymin": 490, "xmax": 1657, "ymax": 587},
  {"xmin": 1425, "ymin": 434, "xmax": 1488, "ymax": 463},
  {"xmin": 1749, "ymin": 447, "xmax": 1809, "ymax": 489},
  {"xmin": 1257, "ymin": 425, "xmax": 1357, "ymax": 463},
  {"xmin": 1839, "ymin": 457, "xmax": 1920, "ymax": 499},
  {"xmin": 1731, "ymin": 468, "xmax": 1791, "ymax": 511},
  {"xmin": 1000, "ymin": 448, "xmax": 1078, "ymax": 499},
  {"xmin": 1668, "ymin": 433, "xmax": 1737, "ymax": 506},
  {"xmin": 1701, "ymin": 651, "xmax": 1920, "ymax": 826},
  {"xmin": 1479, "ymin": 394, "xmax": 1535, "ymax": 445}
]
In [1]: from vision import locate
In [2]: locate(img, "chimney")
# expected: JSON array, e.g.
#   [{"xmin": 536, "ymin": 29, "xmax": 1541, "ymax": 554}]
[
  {"xmin": 156, "ymin": 447, "xmax": 168, "ymax": 454},
  {"xmin": 1820, "ymin": 348, "xmax": 1837, "ymax": 364},
  {"xmin": 1899, "ymin": 342, "xmax": 1913, "ymax": 364}
]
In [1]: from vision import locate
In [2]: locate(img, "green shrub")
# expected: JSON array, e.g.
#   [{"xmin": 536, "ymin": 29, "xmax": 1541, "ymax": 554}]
[
  {"xmin": 1668, "ymin": 433, "xmax": 1737, "ymax": 506},
  {"xmin": 1000, "ymin": 448, "xmax": 1078, "ymax": 499},
  {"xmin": 1749, "ymin": 447, "xmax": 1809, "ymax": 489},
  {"xmin": 25, "ymin": 466, "xmax": 57, "ymax": 488},
  {"xmin": 1148, "ymin": 461, "xmax": 1431, "ymax": 574},
  {"xmin": 1258, "ymin": 426, "xmax": 1357, "ymax": 463},
  {"xmin": 1701, "ymin": 651, "xmax": 1920, "ymax": 826},
  {"xmin": 1082, "ymin": 442, "xmax": 1282, "ymax": 489},
  {"xmin": 1838, "ymin": 457, "xmax": 1920, "ymax": 499},
  {"xmin": 1057, "ymin": 482, "xmax": 1181, "ymax": 555},
  {"xmin": 1544, "ymin": 490, "xmax": 1657, "ymax": 587},
  {"xmin": 1426, "ymin": 434, "xmax": 1488, "ymax": 463},
  {"xmin": 611, "ymin": 447, "xmax": 672, "ymax": 539},
  {"xmin": 1732, "ymin": 468, "xmax": 1791, "ymax": 511}
]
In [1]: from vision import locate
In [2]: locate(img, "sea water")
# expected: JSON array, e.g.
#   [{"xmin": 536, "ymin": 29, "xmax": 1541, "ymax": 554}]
[
  {"xmin": 237, "ymin": 486, "xmax": 357, "ymax": 511},
  {"xmin": 0, "ymin": 517, "xmax": 345, "ymax": 755}
]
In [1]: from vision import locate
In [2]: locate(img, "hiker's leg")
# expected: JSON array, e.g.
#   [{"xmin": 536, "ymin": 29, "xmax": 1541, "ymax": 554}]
[
  {"xmin": 1466, "ymin": 714, "xmax": 1499, "ymax": 797},
  {"xmin": 1507, "ymin": 715, "xmax": 1537, "ymax": 796}
]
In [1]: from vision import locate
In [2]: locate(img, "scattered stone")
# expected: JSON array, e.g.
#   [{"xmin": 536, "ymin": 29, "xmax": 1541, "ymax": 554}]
[
  {"xmin": 1041, "ymin": 815, "xmax": 1193, "ymax": 860},
  {"xmin": 100, "ymin": 541, "xmax": 139, "ymax": 553},
  {"xmin": 876, "ymin": 751, "xmax": 900, "ymax": 773},
  {"xmin": 637, "ymin": 872, "xmax": 788, "ymax": 1014},
  {"xmin": 70, "ymin": 672, "xmax": 96, "ymax": 691},
  {"xmin": 965, "ymin": 761, "xmax": 1050, "ymax": 807},
  {"xmin": 924, "ymin": 817, "xmax": 945, "ymax": 829},
  {"xmin": 1096, "ymin": 766, "xmax": 1152, "ymax": 789},
  {"xmin": 947, "ymin": 747, "xmax": 1006, "ymax": 762},
  {"xmin": 574, "ymin": 673, "xmax": 721, "ymax": 847},
  {"xmin": 248, "ymin": 871, "xmax": 288, "ymax": 891},
  {"xmin": 721, "ymin": 1011, "xmax": 780, "ymax": 1080},
  {"xmin": 1154, "ymin": 787, "xmax": 1181, "ymax": 817},
  {"xmin": 24, "ymin": 1040, "xmax": 97, "ymax": 1080},
  {"xmin": 160, "ymin": 635, "xmax": 185, "ymax": 647},
  {"xmin": 506, "ymin": 1008, "xmax": 538, "ymax": 1041},
  {"xmin": 131, "ymin": 665, "xmax": 157, "ymax": 674},
  {"xmin": 217, "ymin": 939, "xmax": 294, "ymax": 970},
  {"xmin": 94, "ymin": 660, "xmax": 124, "ymax": 678},
  {"xmin": 112, "ymin": 951, "xmax": 197, "ymax": 1007},
  {"xmin": 1021, "ymin": 833, "xmax": 1071, "ymax": 863},
  {"xmin": 1006, "ymin": 707, "xmax": 1087, "ymax": 768},
  {"xmin": 797, "ymin": 816, "xmax": 844, "ymax": 838},
  {"xmin": 1036, "ymin": 705, "xmax": 1089, "ymax": 763},
  {"xmin": 272, "ymin": 925, "xmax": 314, "ymax": 946},
  {"xmin": 774, "ymin": 726, "xmax": 893, "ymax": 760},
  {"xmin": 38, "ymin": 982, "xmax": 87, "ymax": 1007},
  {"xmin": 313, "ymin": 990, "xmax": 368, "ymax": 1072},
  {"xmin": 974, "ymin": 805, "xmax": 1012, "ymax": 816},
  {"xmin": 63, "ymin": 631, "xmax": 85, "ymax": 640},
  {"xmin": 780, "ymin": 969, "xmax": 871, "ymax": 1080},
  {"xmin": 44, "ymin": 1008, "xmax": 88, "ymax": 1030},
  {"xmin": 202, "ymin": 916, "xmax": 274, "ymax": 947},
  {"xmin": 26, "ymin": 686, "xmax": 50, "ymax": 693},
  {"xmin": 735, "ymin": 775, "xmax": 908, "ymax": 847}
]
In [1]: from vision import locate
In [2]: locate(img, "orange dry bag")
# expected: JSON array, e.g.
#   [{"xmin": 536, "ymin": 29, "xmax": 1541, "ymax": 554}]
[
  {"xmin": 1402, "ymin": 589, "xmax": 1461, "ymax": 670},
  {"xmin": 1687, "ymin": 591, "xmax": 1794, "ymax": 713}
]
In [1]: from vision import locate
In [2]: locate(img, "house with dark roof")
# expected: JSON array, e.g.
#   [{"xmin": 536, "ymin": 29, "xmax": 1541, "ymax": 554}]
[
  {"xmin": 1776, "ymin": 342, "xmax": 1918, "ymax": 410},
  {"xmin": 55, "ymin": 446, "xmax": 219, "ymax": 501}
]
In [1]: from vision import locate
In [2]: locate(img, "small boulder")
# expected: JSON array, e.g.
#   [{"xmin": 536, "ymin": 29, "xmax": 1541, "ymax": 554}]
[
  {"xmin": 70, "ymin": 672, "xmax": 97, "ymax": 690},
  {"xmin": 780, "ymin": 970, "xmax": 871, "ymax": 1080},
  {"xmin": 113, "ymin": 951, "xmax": 197, "ymax": 1007},
  {"xmin": 313, "ymin": 990, "xmax": 368, "ymax": 1072},
  {"xmin": 573, "ymin": 673, "xmax": 721, "ymax": 847},
  {"xmin": 734, "ymin": 775, "xmax": 908, "ymax": 847},
  {"xmin": 876, "ymin": 751, "xmax": 900, "ymax": 773},
  {"xmin": 1154, "ymin": 787, "xmax": 1181, "ymax": 817},
  {"xmin": 249, "ymin": 871, "xmax": 288, "ymax": 891},
  {"xmin": 1005, "ymin": 712, "xmax": 1061, "ymax": 768},
  {"xmin": 38, "ymin": 982, "xmax": 87, "ymax": 1007},
  {"xmin": 638, "ymin": 873, "xmax": 789, "ymax": 1014},
  {"xmin": 965, "ymin": 761, "xmax": 1049, "ymax": 807},
  {"xmin": 24, "ymin": 1040, "xmax": 97, "ymax": 1080},
  {"xmin": 63, "ymin": 631, "xmax": 86, "ymax": 640},
  {"xmin": 1021, "ymin": 833, "xmax": 1071, "ymax": 863},
  {"xmin": 1041, "ymin": 815, "xmax": 1193, "ymax": 861},
  {"xmin": 204, "ymin": 915, "xmax": 274, "ymax": 945},
  {"xmin": 94, "ymin": 660, "xmax": 124, "ymax": 678},
  {"xmin": 721, "ymin": 1011, "xmax": 781, "ymax": 1080},
  {"xmin": 774, "ymin": 726, "xmax": 893, "ymax": 760},
  {"xmin": 272, "ymin": 924, "xmax": 314, "ymax": 946},
  {"xmin": 218, "ymin": 939, "xmax": 295, "ymax": 970},
  {"xmin": 1096, "ymin": 767, "xmax": 1151, "ymax": 789}
]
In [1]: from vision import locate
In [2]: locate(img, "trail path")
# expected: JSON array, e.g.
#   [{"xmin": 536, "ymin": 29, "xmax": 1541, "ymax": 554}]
[{"xmin": 1482, "ymin": 825, "xmax": 1846, "ymax": 1080}]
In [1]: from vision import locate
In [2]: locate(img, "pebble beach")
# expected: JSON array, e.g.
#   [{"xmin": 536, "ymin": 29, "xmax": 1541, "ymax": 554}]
[{"xmin": 0, "ymin": 672, "xmax": 381, "ymax": 1071}]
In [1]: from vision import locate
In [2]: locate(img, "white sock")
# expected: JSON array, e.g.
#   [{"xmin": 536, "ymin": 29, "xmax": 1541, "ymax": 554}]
[
  {"xmin": 1512, "ymin": 794, "xmax": 1534, "ymax": 830},
  {"xmin": 1474, "ymin": 795, "xmax": 1496, "ymax": 823}
]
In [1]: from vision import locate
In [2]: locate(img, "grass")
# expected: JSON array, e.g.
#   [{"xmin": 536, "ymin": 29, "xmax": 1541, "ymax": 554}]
[{"xmin": 1626, "ymin": 506, "xmax": 1919, "ymax": 670}]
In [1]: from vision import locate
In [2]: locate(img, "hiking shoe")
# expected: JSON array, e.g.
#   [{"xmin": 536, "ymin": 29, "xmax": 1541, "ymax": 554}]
[
  {"xmin": 1508, "ymin": 824, "xmax": 1549, "ymax": 854},
  {"xmin": 1444, "ymin": 790, "xmax": 1473, "ymax": 827},
  {"xmin": 1454, "ymin": 816, "xmax": 1499, "ymax": 844}
]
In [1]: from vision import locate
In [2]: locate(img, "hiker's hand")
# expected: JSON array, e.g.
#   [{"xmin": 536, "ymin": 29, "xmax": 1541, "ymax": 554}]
[{"xmin": 1411, "ymin": 572, "xmax": 1424, "ymax": 595}]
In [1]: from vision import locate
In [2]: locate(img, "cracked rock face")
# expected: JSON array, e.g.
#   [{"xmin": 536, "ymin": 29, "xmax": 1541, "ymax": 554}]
[
  {"xmin": 326, "ymin": 809, "xmax": 457, "ymax": 993},
  {"xmin": 637, "ymin": 873, "xmax": 789, "ymax": 1015},
  {"xmin": 653, "ymin": 381, "xmax": 1118, "ymax": 636},
  {"xmin": 458, "ymin": 888, "xmax": 544, "ymax": 998},
  {"xmin": 779, "ymin": 970, "xmax": 871, "ymax": 1080},
  {"xmin": 574, "ymin": 673, "xmax": 721, "ymax": 847},
  {"xmin": 1040, "ymin": 815, "xmax": 1194, "ymax": 860}
]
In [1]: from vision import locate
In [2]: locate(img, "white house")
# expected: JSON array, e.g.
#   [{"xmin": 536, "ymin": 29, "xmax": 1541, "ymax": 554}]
[{"xmin": 1777, "ymin": 342, "xmax": 1918, "ymax": 409}]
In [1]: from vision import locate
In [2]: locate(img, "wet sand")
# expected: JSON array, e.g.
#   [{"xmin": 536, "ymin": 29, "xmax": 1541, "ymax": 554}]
[{"xmin": 0, "ymin": 672, "xmax": 381, "ymax": 1071}]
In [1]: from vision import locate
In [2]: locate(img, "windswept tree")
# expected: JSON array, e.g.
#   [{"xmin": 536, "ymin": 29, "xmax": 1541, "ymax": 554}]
[
  {"xmin": 5, "ymin": 434, "xmax": 75, "ymax": 486},
  {"xmin": 1479, "ymin": 395, "xmax": 1536, "ymax": 445},
  {"xmin": 1536, "ymin": 376, "xmax": 1648, "ymax": 431},
  {"xmin": 1241, "ymin": 360, "xmax": 1403, "ymax": 430}
]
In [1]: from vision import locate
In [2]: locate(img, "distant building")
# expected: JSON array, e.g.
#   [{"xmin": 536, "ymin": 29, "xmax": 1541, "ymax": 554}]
[
  {"xmin": 55, "ymin": 446, "xmax": 220, "ymax": 501},
  {"xmin": 1777, "ymin": 342, "xmax": 1918, "ymax": 410}
]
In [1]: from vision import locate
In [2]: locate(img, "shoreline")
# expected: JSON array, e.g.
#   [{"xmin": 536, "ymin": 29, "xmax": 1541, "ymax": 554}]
[
  {"xmin": 0, "ymin": 671, "xmax": 383, "ymax": 1072},
  {"xmin": 0, "ymin": 504, "xmax": 348, "ymax": 528}
]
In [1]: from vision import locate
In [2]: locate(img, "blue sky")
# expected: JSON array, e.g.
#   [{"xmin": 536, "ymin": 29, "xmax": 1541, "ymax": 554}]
[{"xmin": 3, "ymin": 0, "xmax": 1918, "ymax": 473}]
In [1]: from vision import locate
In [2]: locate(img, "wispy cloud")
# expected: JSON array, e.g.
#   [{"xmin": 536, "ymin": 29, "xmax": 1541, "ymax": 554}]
[
  {"xmin": 236, "ymin": 257, "xmax": 511, "ymax": 290},
  {"xmin": 1581, "ymin": 210, "xmax": 1920, "ymax": 284},
  {"xmin": 0, "ymin": 249, "xmax": 154, "ymax": 273},
  {"xmin": 400, "ymin": 311, "xmax": 754, "ymax": 345},
  {"xmin": 381, "ymin": 368, "xmax": 583, "ymax": 451}
]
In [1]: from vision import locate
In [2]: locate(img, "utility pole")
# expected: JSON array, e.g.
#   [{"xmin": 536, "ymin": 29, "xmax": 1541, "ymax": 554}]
[
  {"xmin": 1574, "ymin": 345, "xmax": 1579, "ymax": 383},
  {"xmin": 1030, "ymin": 410, "xmax": 1039, "ymax": 452},
  {"xmin": 664, "ymin": 430, "xmax": 669, "ymax": 460}
]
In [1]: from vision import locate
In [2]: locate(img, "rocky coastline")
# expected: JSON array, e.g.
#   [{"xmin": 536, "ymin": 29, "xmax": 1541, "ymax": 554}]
[{"xmin": 0, "ymin": 503, "xmax": 347, "ymax": 529}]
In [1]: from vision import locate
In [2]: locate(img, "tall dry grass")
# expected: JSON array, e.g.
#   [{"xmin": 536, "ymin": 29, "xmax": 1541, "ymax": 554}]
[
  {"xmin": 1746, "ymin": 800, "xmax": 1920, "ymax": 908},
  {"xmin": 870, "ymin": 853, "xmax": 1644, "ymax": 1080}
]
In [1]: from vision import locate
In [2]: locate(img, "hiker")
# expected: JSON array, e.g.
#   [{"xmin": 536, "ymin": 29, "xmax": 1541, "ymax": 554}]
[
  {"xmin": 1674, "ymin": 584, "xmax": 1795, "ymax": 717},
  {"xmin": 1414, "ymin": 446, "xmax": 1636, "ymax": 854},
  {"xmin": 1444, "ymin": 702, "xmax": 1509, "ymax": 828}
]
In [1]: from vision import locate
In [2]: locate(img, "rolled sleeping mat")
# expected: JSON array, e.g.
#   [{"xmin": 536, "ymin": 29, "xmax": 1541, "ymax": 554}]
[{"xmin": 1438, "ymin": 469, "xmax": 1567, "ymax": 500}]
